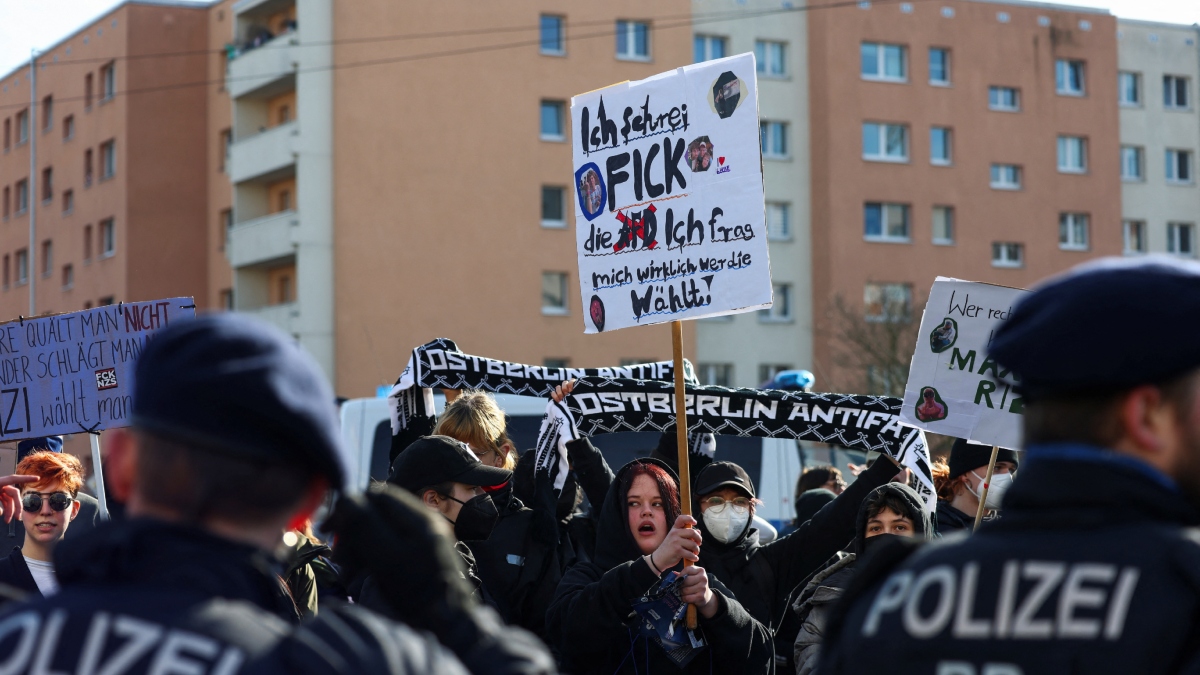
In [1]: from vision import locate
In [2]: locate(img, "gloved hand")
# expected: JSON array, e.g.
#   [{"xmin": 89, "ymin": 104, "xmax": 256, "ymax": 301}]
[
  {"xmin": 529, "ymin": 466, "xmax": 560, "ymax": 547},
  {"xmin": 326, "ymin": 484, "xmax": 475, "ymax": 637}
]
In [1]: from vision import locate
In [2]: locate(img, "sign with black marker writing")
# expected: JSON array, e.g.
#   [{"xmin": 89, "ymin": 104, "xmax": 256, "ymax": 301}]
[
  {"xmin": 0, "ymin": 297, "xmax": 195, "ymax": 441},
  {"xmin": 900, "ymin": 278, "xmax": 1028, "ymax": 449},
  {"xmin": 571, "ymin": 53, "xmax": 771, "ymax": 333}
]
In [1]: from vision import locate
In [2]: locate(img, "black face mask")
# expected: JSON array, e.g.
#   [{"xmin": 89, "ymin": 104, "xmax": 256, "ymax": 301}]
[
  {"xmin": 861, "ymin": 532, "xmax": 907, "ymax": 555},
  {"xmin": 445, "ymin": 493, "xmax": 499, "ymax": 541}
]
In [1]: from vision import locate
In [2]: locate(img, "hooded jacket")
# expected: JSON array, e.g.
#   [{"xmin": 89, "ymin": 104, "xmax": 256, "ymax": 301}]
[
  {"xmin": 0, "ymin": 546, "xmax": 40, "ymax": 605},
  {"xmin": 545, "ymin": 458, "xmax": 773, "ymax": 675},
  {"xmin": 692, "ymin": 457, "xmax": 898, "ymax": 671},
  {"xmin": 819, "ymin": 444, "xmax": 1200, "ymax": 675},
  {"xmin": 790, "ymin": 482, "xmax": 931, "ymax": 674},
  {"xmin": 934, "ymin": 499, "xmax": 975, "ymax": 535}
]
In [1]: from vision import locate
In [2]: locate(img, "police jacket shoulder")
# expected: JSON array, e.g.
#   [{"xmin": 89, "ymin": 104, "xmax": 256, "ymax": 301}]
[{"xmin": 818, "ymin": 447, "xmax": 1200, "ymax": 675}]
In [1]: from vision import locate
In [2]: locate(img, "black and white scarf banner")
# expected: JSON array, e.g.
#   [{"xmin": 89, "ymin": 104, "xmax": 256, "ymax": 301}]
[{"xmin": 535, "ymin": 378, "xmax": 936, "ymax": 511}]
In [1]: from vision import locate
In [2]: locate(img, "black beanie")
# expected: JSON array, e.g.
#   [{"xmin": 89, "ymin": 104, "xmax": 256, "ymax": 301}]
[{"xmin": 948, "ymin": 438, "xmax": 1019, "ymax": 480}]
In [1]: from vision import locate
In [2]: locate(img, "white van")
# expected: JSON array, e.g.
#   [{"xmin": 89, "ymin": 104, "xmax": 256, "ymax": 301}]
[{"xmin": 339, "ymin": 395, "xmax": 868, "ymax": 531}]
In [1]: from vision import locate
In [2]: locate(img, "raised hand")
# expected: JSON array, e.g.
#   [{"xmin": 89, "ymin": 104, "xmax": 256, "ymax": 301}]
[{"xmin": 650, "ymin": 514, "xmax": 702, "ymax": 571}]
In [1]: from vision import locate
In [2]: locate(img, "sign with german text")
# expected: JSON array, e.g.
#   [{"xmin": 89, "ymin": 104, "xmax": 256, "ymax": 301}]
[
  {"xmin": 571, "ymin": 53, "xmax": 771, "ymax": 333},
  {"xmin": 900, "ymin": 278, "xmax": 1028, "ymax": 449},
  {"xmin": 0, "ymin": 297, "xmax": 195, "ymax": 441}
]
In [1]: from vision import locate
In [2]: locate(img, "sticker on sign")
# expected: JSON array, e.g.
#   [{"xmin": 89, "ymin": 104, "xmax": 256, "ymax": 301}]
[{"xmin": 900, "ymin": 278, "xmax": 1029, "ymax": 449}]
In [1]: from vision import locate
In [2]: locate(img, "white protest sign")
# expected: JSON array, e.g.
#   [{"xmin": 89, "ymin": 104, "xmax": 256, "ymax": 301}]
[
  {"xmin": 900, "ymin": 278, "xmax": 1028, "ymax": 449},
  {"xmin": 571, "ymin": 53, "xmax": 771, "ymax": 333},
  {"xmin": 0, "ymin": 298, "xmax": 195, "ymax": 441}
]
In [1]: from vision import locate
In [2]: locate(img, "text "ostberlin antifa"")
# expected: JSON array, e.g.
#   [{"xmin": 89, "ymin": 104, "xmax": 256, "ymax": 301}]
[{"xmin": 536, "ymin": 378, "xmax": 937, "ymax": 510}]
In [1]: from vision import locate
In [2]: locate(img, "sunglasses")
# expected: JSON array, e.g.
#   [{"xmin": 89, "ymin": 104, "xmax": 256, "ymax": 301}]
[
  {"xmin": 21, "ymin": 491, "xmax": 74, "ymax": 513},
  {"xmin": 703, "ymin": 496, "xmax": 751, "ymax": 509}
]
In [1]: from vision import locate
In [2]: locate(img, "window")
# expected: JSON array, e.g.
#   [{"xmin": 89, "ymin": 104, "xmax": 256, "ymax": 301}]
[
  {"xmin": 277, "ymin": 105, "xmax": 290, "ymax": 125},
  {"xmin": 1164, "ymin": 75, "xmax": 1190, "ymax": 110},
  {"xmin": 62, "ymin": 114, "xmax": 74, "ymax": 141},
  {"xmin": 766, "ymin": 202, "xmax": 791, "ymax": 240},
  {"xmin": 219, "ymin": 209, "xmax": 233, "ymax": 251},
  {"xmin": 992, "ymin": 242, "xmax": 1023, "ymax": 268},
  {"xmin": 41, "ymin": 96, "xmax": 52, "ymax": 131},
  {"xmin": 2, "ymin": 255, "xmax": 8, "ymax": 289},
  {"xmin": 759, "ymin": 283, "xmax": 792, "ymax": 321},
  {"xmin": 15, "ymin": 179, "xmax": 28, "ymax": 214},
  {"xmin": 928, "ymin": 47, "xmax": 950, "ymax": 85},
  {"xmin": 100, "ymin": 218, "xmax": 115, "ymax": 257},
  {"xmin": 16, "ymin": 109, "xmax": 28, "ymax": 144},
  {"xmin": 219, "ymin": 128, "xmax": 232, "ymax": 173},
  {"xmin": 41, "ymin": 168, "xmax": 52, "ymax": 203},
  {"xmin": 1167, "ymin": 149, "xmax": 1193, "ymax": 183},
  {"xmin": 930, "ymin": 126, "xmax": 952, "ymax": 165},
  {"xmin": 41, "ymin": 240, "xmax": 52, "ymax": 278},
  {"xmin": 755, "ymin": 41, "xmax": 786, "ymax": 77},
  {"xmin": 62, "ymin": 264, "xmax": 74, "ymax": 290},
  {"xmin": 62, "ymin": 189, "xmax": 73, "ymax": 215},
  {"xmin": 988, "ymin": 86, "xmax": 1020, "ymax": 111},
  {"xmin": 540, "ymin": 15, "xmax": 565, "ymax": 55},
  {"xmin": 1169, "ymin": 222, "xmax": 1195, "ymax": 257},
  {"xmin": 540, "ymin": 100, "xmax": 565, "ymax": 141},
  {"xmin": 15, "ymin": 249, "xmax": 27, "ymax": 286},
  {"xmin": 541, "ymin": 186, "xmax": 565, "ymax": 228},
  {"xmin": 694, "ymin": 35, "xmax": 727, "ymax": 63},
  {"xmin": 541, "ymin": 272, "xmax": 568, "ymax": 314},
  {"xmin": 698, "ymin": 363, "xmax": 733, "ymax": 387},
  {"xmin": 864, "ymin": 283, "xmax": 912, "ymax": 322},
  {"xmin": 84, "ymin": 225, "xmax": 93, "ymax": 262},
  {"xmin": 544, "ymin": 358, "xmax": 571, "ymax": 369},
  {"xmin": 760, "ymin": 121, "xmax": 788, "ymax": 158},
  {"xmin": 1058, "ymin": 213, "xmax": 1089, "ymax": 251},
  {"xmin": 100, "ymin": 140, "xmax": 116, "ymax": 179},
  {"xmin": 932, "ymin": 206, "xmax": 954, "ymax": 244},
  {"xmin": 861, "ymin": 42, "xmax": 906, "ymax": 81},
  {"xmin": 990, "ymin": 164, "xmax": 1021, "ymax": 190},
  {"xmin": 1057, "ymin": 136, "xmax": 1087, "ymax": 173},
  {"xmin": 1123, "ymin": 220, "xmax": 1146, "ymax": 254},
  {"xmin": 100, "ymin": 62, "xmax": 115, "ymax": 101},
  {"xmin": 3, "ymin": 118, "xmax": 8, "ymax": 151},
  {"xmin": 862, "ymin": 123, "xmax": 908, "ymax": 162},
  {"xmin": 864, "ymin": 202, "xmax": 910, "ymax": 242},
  {"xmin": 758, "ymin": 364, "xmax": 794, "ymax": 386},
  {"xmin": 1056, "ymin": 59, "xmax": 1085, "ymax": 96},
  {"xmin": 85, "ymin": 73, "xmax": 93, "ymax": 110},
  {"xmin": 2, "ymin": 187, "xmax": 7, "ymax": 219},
  {"xmin": 99, "ymin": 296, "xmax": 115, "ymax": 307},
  {"xmin": 277, "ymin": 188, "xmax": 291, "ymax": 212},
  {"xmin": 1120, "ymin": 146, "xmax": 1143, "ymax": 181},
  {"xmin": 220, "ymin": 289, "xmax": 234, "ymax": 310},
  {"xmin": 616, "ymin": 20, "xmax": 650, "ymax": 61},
  {"xmin": 1119, "ymin": 72, "xmax": 1140, "ymax": 106},
  {"xmin": 84, "ymin": 149, "xmax": 93, "ymax": 187}
]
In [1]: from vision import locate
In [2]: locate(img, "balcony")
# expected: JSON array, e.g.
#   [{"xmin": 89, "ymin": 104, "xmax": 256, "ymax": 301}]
[
  {"xmin": 228, "ymin": 31, "xmax": 298, "ymax": 99},
  {"xmin": 229, "ymin": 121, "xmax": 297, "ymax": 183},
  {"xmin": 228, "ymin": 209, "xmax": 298, "ymax": 268},
  {"xmin": 244, "ymin": 302, "xmax": 299, "ymax": 334}
]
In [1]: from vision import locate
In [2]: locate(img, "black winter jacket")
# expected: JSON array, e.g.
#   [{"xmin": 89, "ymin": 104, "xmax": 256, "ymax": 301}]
[
  {"xmin": 693, "ymin": 457, "xmax": 897, "ymax": 670},
  {"xmin": 0, "ymin": 546, "xmax": 40, "ymax": 604},
  {"xmin": 934, "ymin": 499, "xmax": 974, "ymax": 535},
  {"xmin": 818, "ymin": 443, "xmax": 1200, "ymax": 675},
  {"xmin": 546, "ymin": 458, "xmax": 773, "ymax": 675},
  {"xmin": 0, "ymin": 518, "xmax": 555, "ymax": 675}
]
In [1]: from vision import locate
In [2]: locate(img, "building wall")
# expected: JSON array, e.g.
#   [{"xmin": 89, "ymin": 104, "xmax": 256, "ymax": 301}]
[
  {"xmin": 807, "ymin": 0, "xmax": 1121, "ymax": 392},
  {"xmin": 207, "ymin": 0, "xmax": 235, "ymax": 310},
  {"xmin": 692, "ymin": 0, "xmax": 813, "ymax": 389},
  {"xmin": 330, "ymin": 1, "xmax": 694, "ymax": 397},
  {"xmin": 1117, "ymin": 20, "xmax": 1200, "ymax": 255}
]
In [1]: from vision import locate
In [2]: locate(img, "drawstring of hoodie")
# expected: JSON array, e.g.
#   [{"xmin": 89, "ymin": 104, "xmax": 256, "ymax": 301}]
[{"xmin": 613, "ymin": 627, "xmax": 638, "ymax": 675}]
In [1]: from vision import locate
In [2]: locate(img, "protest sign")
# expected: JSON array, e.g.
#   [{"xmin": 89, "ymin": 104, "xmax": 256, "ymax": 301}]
[
  {"xmin": 0, "ymin": 298, "xmax": 195, "ymax": 441},
  {"xmin": 899, "ymin": 278, "xmax": 1028, "ymax": 449},
  {"xmin": 571, "ymin": 53, "xmax": 771, "ymax": 333}
]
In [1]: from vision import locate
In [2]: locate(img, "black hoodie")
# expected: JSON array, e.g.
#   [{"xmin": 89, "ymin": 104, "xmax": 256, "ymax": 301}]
[{"xmin": 545, "ymin": 458, "xmax": 773, "ymax": 675}]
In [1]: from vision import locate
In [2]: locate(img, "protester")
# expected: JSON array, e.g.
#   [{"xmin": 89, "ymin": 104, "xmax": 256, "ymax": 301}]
[
  {"xmin": 692, "ymin": 457, "xmax": 900, "ymax": 672},
  {"xmin": 547, "ymin": 458, "xmax": 773, "ymax": 674},
  {"xmin": 791, "ymin": 482, "xmax": 931, "ymax": 674},
  {"xmin": 0, "ymin": 451, "xmax": 85, "ymax": 601},
  {"xmin": 0, "ymin": 314, "xmax": 555, "ymax": 674},
  {"xmin": 436, "ymin": 391, "xmax": 518, "ymax": 470},
  {"xmin": 817, "ymin": 257, "xmax": 1200, "ymax": 674},
  {"xmin": 2, "ymin": 437, "xmax": 100, "ymax": 548},
  {"xmin": 795, "ymin": 466, "xmax": 846, "ymax": 498},
  {"xmin": 281, "ymin": 520, "xmax": 343, "ymax": 619},
  {"xmin": 933, "ymin": 438, "xmax": 1018, "ymax": 534},
  {"xmin": 789, "ymin": 488, "xmax": 836, "ymax": 531}
]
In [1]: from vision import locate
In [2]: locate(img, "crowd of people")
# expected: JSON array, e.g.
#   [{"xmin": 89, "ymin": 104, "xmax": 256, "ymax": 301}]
[{"xmin": 0, "ymin": 256, "xmax": 1198, "ymax": 674}]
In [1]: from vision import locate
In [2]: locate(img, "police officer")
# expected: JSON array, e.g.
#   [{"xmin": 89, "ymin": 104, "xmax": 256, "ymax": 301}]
[
  {"xmin": 817, "ymin": 257, "xmax": 1200, "ymax": 675},
  {"xmin": 0, "ymin": 314, "xmax": 555, "ymax": 675}
]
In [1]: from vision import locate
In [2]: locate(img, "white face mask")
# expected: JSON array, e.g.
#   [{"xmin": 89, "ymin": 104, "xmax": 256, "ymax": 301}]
[
  {"xmin": 702, "ymin": 503, "xmax": 751, "ymax": 544},
  {"xmin": 969, "ymin": 470, "xmax": 1013, "ymax": 510}
]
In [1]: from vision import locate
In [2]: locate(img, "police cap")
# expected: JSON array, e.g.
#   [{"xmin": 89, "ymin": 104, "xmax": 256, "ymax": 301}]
[
  {"xmin": 990, "ymin": 256, "xmax": 1200, "ymax": 401},
  {"xmin": 131, "ymin": 313, "xmax": 348, "ymax": 490}
]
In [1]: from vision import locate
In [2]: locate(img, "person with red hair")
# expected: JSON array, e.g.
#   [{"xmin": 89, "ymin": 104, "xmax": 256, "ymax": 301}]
[{"xmin": 0, "ymin": 450, "xmax": 84, "ymax": 600}]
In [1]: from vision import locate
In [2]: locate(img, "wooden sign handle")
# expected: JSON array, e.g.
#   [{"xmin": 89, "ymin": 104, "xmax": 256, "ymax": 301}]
[
  {"xmin": 671, "ymin": 320, "xmax": 698, "ymax": 630},
  {"xmin": 972, "ymin": 444, "xmax": 1000, "ymax": 531}
]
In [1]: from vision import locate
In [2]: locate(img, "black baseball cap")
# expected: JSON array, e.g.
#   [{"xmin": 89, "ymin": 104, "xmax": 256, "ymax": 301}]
[
  {"xmin": 389, "ymin": 435, "xmax": 512, "ymax": 494},
  {"xmin": 694, "ymin": 461, "xmax": 756, "ymax": 499}
]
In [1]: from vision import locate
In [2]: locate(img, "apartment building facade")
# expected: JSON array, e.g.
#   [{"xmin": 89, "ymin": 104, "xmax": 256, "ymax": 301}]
[
  {"xmin": 0, "ymin": 0, "xmax": 215, "ymax": 320},
  {"xmin": 1116, "ymin": 20, "xmax": 1200, "ymax": 257}
]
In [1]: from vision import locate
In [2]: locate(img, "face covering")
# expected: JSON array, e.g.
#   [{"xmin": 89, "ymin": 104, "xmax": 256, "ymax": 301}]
[
  {"xmin": 445, "ymin": 493, "xmax": 499, "ymax": 541},
  {"xmin": 862, "ymin": 532, "xmax": 906, "ymax": 554},
  {"xmin": 969, "ymin": 470, "xmax": 1013, "ymax": 510},
  {"xmin": 702, "ymin": 503, "xmax": 751, "ymax": 544}
]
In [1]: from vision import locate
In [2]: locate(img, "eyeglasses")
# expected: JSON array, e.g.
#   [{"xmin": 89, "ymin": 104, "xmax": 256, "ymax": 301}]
[
  {"xmin": 21, "ymin": 491, "xmax": 74, "ymax": 513},
  {"xmin": 703, "ymin": 496, "xmax": 751, "ymax": 509}
]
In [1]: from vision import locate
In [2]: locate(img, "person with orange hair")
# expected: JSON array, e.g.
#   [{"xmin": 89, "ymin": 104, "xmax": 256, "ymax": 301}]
[{"xmin": 0, "ymin": 450, "xmax": 84, "ymax": 599}]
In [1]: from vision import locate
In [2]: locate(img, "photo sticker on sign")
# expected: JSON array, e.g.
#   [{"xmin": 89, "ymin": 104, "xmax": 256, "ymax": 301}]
[
  {"xmin": 95, "ymin": 368, "xmax": 118, "ymax": 391},
  {"xmin": 710, "ymin": 71, "xmax": 744, "ymax": 119},
  {"xmin": 576, "ymin": 163, "xmax": 606, "ymax": 222}
]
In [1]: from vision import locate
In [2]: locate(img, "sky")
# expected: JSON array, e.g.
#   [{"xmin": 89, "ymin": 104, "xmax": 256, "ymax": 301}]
[{"xmin": 0, "ymin": 0, "xmax": 1198, "ymax": 77}]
